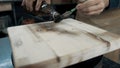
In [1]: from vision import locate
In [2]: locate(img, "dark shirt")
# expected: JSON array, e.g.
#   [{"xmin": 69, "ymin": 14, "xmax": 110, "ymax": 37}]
[{"xmin": 109, "ymin": 0, "xmax": 120, "ymax": 8}]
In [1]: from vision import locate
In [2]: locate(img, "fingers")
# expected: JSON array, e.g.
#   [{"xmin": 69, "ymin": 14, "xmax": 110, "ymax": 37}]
[
  {"xmin": 82, "ymin": 3, "xmax": 104, "ymax": 12},
  {"xmin": 35, "ymin": 0, "xmax": 51, "ymax": 11},
  {"xmin": 29, "ymin": 0, "xmax": 35, "ymax": 11},
  {"xmin": 82, "ymin": 2, "xmax": 104, "ymax": 15},
  {"xmin": 76, "ymin": 0, "xmax": 106, "ymax": 15},
  {"xmin": 83, "ymin": 8, "xmax": 104, "ymax": 15},
  {"xmin": 35, "ymin": 0, "xmax": 42, "ymax": 11},
  {"xmin": 22, "ymin": 0, "xmax": 35, "ymax": 11},
  {"xmin": 21, "ymin": 0, "xmax": 25, "ymax": 6},
  {"xmin": 22, "ymin": 0, "xmax": 51, "ymax": 11},
  {"xmin": 77, "ymin": 0, "xmax": 100, "ymax": 9},
  {"xmin": 46, "ymin": 0, "xmax": 51, "ymax": 4}
]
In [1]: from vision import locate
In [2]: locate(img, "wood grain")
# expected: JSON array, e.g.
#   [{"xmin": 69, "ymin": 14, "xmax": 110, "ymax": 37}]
[
  {"xmin": 7, "ymin": 18, "xmax": 120, "ymax": 68},
  {"xmin": 76, "ymin": 9, "xmax": 120, "ymax": 63}
]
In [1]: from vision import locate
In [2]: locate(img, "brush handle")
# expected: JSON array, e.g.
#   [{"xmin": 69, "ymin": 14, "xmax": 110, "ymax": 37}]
[
  {"xmin": 70, "ymin": 8, "xmax": 76, "ymax": 13},
  {"xmin": 70, "ymin": 0, "xmax": 87, "ymax": 13}
]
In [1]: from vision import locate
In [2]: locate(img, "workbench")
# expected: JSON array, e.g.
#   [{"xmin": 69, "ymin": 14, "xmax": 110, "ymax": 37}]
[{"xmin": 7, "ymin": 18, "xmax": 120, "ymax": 68}]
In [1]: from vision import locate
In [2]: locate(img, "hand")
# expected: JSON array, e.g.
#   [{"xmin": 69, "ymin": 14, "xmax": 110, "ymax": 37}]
[
  {"xmin": 22, "ymin": 0, "xmax": 51, "ymax": 11},
  {"xmin": 76, "ymin": 0, "xmax": 109, "ymax": 15}
]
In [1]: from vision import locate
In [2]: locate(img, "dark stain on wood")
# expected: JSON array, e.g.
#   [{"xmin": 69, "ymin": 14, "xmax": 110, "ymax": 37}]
[
  {"xmin": 37, "ymin": 23, "xmax": 79, "ymax": 36},
  {"xmin": 39, "ymin": 22, "xmax": 55, "ymax": 31},
  {"xmin": 87, "ymin": 32, "xmax": 110, "ymax": 47},
  {"xmin": 27, "ymin": 25, "xmax": 43, "ymax": 42}
]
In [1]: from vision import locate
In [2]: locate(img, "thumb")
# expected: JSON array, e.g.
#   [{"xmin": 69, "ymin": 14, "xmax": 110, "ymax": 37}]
[
  {"xmin": 45, "ymin": 0, "xmax": 51, "ymax": 4},
  {"xmin": 21, "ymin": 0, "xmax": 25, "ymax": 6}
]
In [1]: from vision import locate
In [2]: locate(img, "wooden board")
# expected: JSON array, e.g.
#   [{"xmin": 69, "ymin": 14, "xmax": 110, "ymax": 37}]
[
  {"xmin": 0, "ymin": 3, "xmax": 12, "ymax": 12},
  {"xmin": 7, "ymin": 18, "xmax": 120, "ymax": 68}
]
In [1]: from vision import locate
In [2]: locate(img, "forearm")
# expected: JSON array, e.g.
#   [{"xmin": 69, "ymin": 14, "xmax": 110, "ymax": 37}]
[{"xmin": 108, "ymin": 0, "xmax": 120, "ymax": 8}]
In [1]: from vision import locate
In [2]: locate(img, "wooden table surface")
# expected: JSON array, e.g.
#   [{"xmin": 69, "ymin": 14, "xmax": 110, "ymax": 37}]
[
  {"xmin": 76, "ymin": 9, "xmax": 120, "ymax": 63},
  {"xmin": 7, "ymin": 18, "xmax": 120, "ymax": 68}
]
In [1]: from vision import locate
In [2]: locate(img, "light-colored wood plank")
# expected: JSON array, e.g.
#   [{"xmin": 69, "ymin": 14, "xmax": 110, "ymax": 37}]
[{"xmin": 7, "ymin": 18, "xmax": 120, "ymax": 68}]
